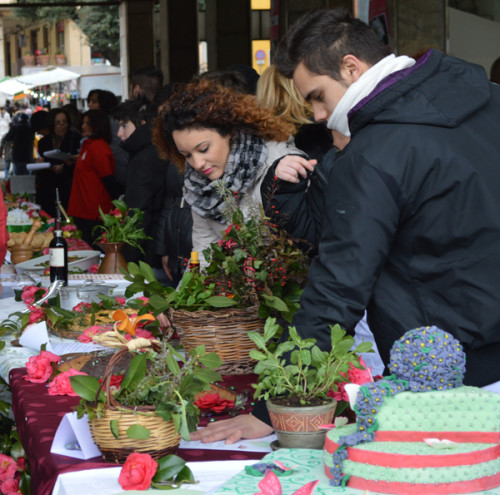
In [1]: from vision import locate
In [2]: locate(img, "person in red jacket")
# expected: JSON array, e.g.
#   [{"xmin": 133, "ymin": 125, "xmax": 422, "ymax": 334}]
[{"xmin": 68, "ymin": 110, "xmax": 120, "ymax": 246}]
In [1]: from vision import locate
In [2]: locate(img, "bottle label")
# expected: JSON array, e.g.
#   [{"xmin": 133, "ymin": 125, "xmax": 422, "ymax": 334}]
[{"xmin": 50, "ymin": 248, "xmax": 65, "ymax": 267}]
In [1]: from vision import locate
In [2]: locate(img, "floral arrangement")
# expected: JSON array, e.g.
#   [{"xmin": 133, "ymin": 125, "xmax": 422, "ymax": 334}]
[
  {"xmin": 93, "ymin": 199, "xmax": 151, "ymax": 253},
  {"xmin": 125, "ymin": 186, "xmax": 310, "ymax": 322},
  {"xmin": 118, "ymin": 452, "xmax": 194, "ymax": 490},
  {"xmin": 328, "ymin": 326, "xmax": 466, "ymax": 486},
  {"xmin": 71, "ymin": 339, "xmax": 223, "ymax": 441}
]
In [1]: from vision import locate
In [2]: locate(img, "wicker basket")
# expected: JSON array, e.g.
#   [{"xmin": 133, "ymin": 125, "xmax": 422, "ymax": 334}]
[
  {"xmin": 88, "ymin": 348, "xmax": 181, "ymax": 463},
  {"xmin": 168, "ymin": 306, "xmax": 264, "ymax": 375}
]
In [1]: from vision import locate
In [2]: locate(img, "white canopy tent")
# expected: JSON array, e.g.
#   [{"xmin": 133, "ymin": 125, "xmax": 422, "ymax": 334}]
[
  {"xmin": 16, "ymin": 67, "xmax": 81, "ymax": 86},
  {"xmin": 0, "ymin": 77, "xmax": 34, "ymax": 96}
]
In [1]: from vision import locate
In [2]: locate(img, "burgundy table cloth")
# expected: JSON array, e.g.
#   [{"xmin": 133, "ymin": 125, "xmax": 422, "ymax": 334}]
[{"xmin": 9, "ymin": 368, "xmax": 264, "ymax": 495}]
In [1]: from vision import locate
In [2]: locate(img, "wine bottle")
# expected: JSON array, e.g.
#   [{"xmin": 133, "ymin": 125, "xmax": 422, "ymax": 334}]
[{"xmin": 50, "ymin": 191, "xmax": 68, "ymax": 285}]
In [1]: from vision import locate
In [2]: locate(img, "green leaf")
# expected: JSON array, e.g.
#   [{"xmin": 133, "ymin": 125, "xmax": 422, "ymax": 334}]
[
  {"xmin": 153, "ymin": 454, "xmax": 186, "ymax": 482},
  {"xmin": 139, "ymin": 261, "xmax": 157, "ymax": 283},
  {"xmin": 247, "ymin": 331, "xmax": 266, "ymax": 350},
  {"xmin": 355, "ymin": 341, "xmax": 374, "ymax": 354},
  {"xmin": 120, "ymin": 354, "xmax": 147, "ymax": 391},
  {"xmin": 126, "ymin": 424, "xmax": 151, "ymax": 439},
  {"xmin": 175, "ymin": 465, "xmax": 195, "ymax": 483},
  {"xmin": 261, "ymin": 294, "xmax": 289, "ymax": 312},
  {"xmin": 204, "ymin": 296, "xmax": 238, "ymax": 308},
  {"xmin": 69, "ymin": 375, "xmax": 105, "ymax": 402},
  {"xmin": 110, "ymin": 419, "xmax": 119, "ymax": 439},
  {"xmin": 198, "ymin": 352, "xmax": 223, "ymax": 370}
]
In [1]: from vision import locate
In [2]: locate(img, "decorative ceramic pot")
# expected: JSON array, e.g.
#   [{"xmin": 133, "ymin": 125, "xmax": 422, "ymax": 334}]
[
  {"xmin": 266, "ymin": 398, "xmax": 337, "ymax": 449},
  {"xmin": 97, "ymin": 242, "xmax": 128, "ymax": 274},
  {"xmin": 22, "ymin": 55, "xmax": 35, "ymax": 66}
]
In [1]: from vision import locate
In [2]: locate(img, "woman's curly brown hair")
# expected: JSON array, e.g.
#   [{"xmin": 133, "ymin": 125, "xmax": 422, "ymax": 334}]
[{"xmin": 153, "ymin": 78, "xmax": 296, "ymax": 171}]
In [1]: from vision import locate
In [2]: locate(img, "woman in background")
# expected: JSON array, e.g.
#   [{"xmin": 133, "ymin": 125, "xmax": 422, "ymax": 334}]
[
  {"xmin": 67, "ymin": 109, "xmax": 119, "ymax": 246},
  {"xmin": 36, "ymin": 108, "xmax": 81, "ymax": 217}
]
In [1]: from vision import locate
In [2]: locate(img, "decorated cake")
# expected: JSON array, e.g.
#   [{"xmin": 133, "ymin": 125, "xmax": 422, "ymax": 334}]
[{"xmin": 323, "ymin": 326, "xmax": 500, "ymax": 494}]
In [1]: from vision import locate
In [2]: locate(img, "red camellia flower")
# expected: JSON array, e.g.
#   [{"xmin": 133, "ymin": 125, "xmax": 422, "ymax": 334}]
[
  {"xmin": 77, "ymin": 325, "xmax": 104, "ymax": 343},
  {"xmin": 0, "ymin": 454, "xmax": 17, "ymax": 482},
  {"xmin": 118, "ymin": 452, "xmax": 158, "ymax": 491},
  {"xmin": 194, "ymin": 392, "xmax": 235, "ymax": 413},
  {"xmin": 24, "ymin": 350, "xmax": 61, "ymax": 383},
  {"xmin": 48, "ymin": 369, "xmax": 88, "ymax": 396},
  {"xmin": 328, "ymin": 356, "xmax": 373, "ymax": 402},
  {"xmin": 99, "ymin": 374, "xmax": 124, "ymax": 392}
]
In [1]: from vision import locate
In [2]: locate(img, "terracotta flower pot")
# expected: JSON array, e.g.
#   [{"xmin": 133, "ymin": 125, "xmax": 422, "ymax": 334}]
[
  {"xmin": 54, "ymin": 54, "xmax": 66, "ymax": 65},
  {"xmin": 98, "ymin": 242, "xmax": 128, "ymax": 274},
  {"xmin": 22, "ymin": 55, "xmax": 35, "ymax": 67},
  {"xmin": 36, "ymin": 54, "xmax": 50, "ymax": 66},
  {"xmin": 266, "ymin": 398, "xmax": 337, "ymax": 449}
]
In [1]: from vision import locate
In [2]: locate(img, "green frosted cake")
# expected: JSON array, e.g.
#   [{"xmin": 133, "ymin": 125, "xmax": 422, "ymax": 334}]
[{"xmin": 323, "ymin": 326, "xmax": 500, "ymax": 494}]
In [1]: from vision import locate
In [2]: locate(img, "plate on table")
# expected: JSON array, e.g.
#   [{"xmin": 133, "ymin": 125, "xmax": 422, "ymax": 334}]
[{"xmin": 14, "ymin": 250, "xmax": 101, "ymax": 274}]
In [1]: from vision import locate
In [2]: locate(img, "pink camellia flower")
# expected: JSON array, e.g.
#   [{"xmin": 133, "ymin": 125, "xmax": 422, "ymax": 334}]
[
  {"xmin": 72, "ymin": 302, "xmax": 92, "ymax": 313},
  {"xmin": 0, "ymin": 477, "xmax": 21, "ymax": 495},
  {"xmin": 27, "ymin": 307, "xmax": 46, "ymax": 325},
  {"xmin": 24, "ymin": 350, "xmax": 61, "ymax": 383},
  {"xmin": 21, "ymin": 285, "xmax": 47, "ymax": 306},
  {"xmin": 136, "ymin": 296, "xmax": 149, "ymax": 305},
  {"xmin": 124, "ymin": 327, "xmax": 155, "ymax": 342},
  {"xmin": 118, "ymin": 452, "xmax": 158, "ymax": 491},
  {"xmin": 62, "ymin": 224, "xmax": 77, "ymax": 232},
  {"xmin": 328, "ymin": 356, "xmax": 373, "ymax": 402},
  {"xmin": 0, "ymin": 454, "xmax": 17, "ymax": 481},
  {"xmin": 116, "ymin": 296, "xmax": 126, "ymax": 305},
  {"xmin": 48, "ymin": 369, "xmax": 88, "ymax": 396},
  {"xmin": 77, "ymin": 325, "xmax": 104, "ymax": 343},
  {"xmin": 110, "ymin": 208, "xmax": 122, "ymax": 218}
]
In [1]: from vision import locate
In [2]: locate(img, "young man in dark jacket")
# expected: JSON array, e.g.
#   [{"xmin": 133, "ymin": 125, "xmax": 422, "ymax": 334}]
[{"xmin": 191, "ymin": 8, "xmax": 500, "ymax": 444}]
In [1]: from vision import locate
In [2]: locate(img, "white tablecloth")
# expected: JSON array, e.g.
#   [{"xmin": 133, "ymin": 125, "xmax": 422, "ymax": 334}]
[{"xmin": 52, "ymin": 460, "xmax": 255, "ymax": 495}]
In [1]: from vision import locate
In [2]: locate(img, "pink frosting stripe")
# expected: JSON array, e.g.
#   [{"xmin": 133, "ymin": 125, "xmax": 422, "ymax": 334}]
[
  {"xmin": 332, "ymin": 472, "xmax": 500, "ymax": 495},
  {"xmin": 326, "ymin": 441, "xmax": 500, "ymax": 468},
  {"xmin": 325, "ymin": 431, "xmax": 500, "ymax": 454}
]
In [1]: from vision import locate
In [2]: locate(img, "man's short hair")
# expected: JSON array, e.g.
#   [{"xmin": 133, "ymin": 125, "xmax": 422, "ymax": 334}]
[
  {"xmin": 274, "ymin": 9, "xmax": 389, "ymax": 80},
  {"xmin": 130, "ymin": 66, "xmax": 164, "ymax": 102}
]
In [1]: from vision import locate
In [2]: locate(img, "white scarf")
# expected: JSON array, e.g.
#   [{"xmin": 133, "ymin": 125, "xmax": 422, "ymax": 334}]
[{"xmin": 327, "ymin": 54, "xmax": 416, "ymax": 136}]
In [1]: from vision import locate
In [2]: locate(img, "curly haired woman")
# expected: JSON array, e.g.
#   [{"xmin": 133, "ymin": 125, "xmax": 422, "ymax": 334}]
[{"xmin": 154, "ymin": 78, "xmax": 317, "ymax": 260}]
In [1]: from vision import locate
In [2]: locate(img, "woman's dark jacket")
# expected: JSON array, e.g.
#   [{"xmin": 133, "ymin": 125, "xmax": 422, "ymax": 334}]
[
  {"xmin": 37, "ymin": 130, "xmax": 81, "ymax": 217},
  {"xmin": 122, "ymin": 123, "xmax": 175, "ymax": 268}
]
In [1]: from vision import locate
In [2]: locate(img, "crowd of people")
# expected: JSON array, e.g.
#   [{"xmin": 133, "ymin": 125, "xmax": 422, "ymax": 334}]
[{"xmin": 1, "ymin": 8, "xmax": 499, "ymax": 445}]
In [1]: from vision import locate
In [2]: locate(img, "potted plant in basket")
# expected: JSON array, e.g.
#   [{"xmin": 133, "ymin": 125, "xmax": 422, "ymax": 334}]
[
  {"xmin": 70, "ymin": 335, "xmax": 222, "ymax": 463},
  {"xmin": 248, "ymin": 318, "xmax": 373, "ymax": 449},
  {"xmin": 93, "ymin": 199, "xmax": 151, "ymax": 274},
  {"xmin": 123, "ymin": 185, "xmax": 311, "ymax": 375}
]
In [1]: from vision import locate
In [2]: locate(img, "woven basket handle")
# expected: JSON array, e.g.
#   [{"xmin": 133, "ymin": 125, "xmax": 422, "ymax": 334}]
[{"xmin": 94, "ymin": 347, "xmax": 129, "ymax": 408}]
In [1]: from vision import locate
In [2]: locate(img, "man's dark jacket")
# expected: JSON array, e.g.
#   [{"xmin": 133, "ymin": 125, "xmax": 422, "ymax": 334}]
[{"xmin": 291, "ymin": 49, "xmax": 500, "ymax": 388}]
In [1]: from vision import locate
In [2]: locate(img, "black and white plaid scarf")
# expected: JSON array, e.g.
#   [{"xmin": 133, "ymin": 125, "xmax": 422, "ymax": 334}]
[{"xmin": 183, "ymin": 132, "xmax": 268, "ymax": 223}]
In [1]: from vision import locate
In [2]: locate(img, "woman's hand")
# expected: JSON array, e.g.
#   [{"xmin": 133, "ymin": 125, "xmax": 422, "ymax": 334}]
[
  {"xmin": 161, "ymin": 255, "xmax": 173, "ymax": 281},
  {"xmin": 190, "ymin": 414, "xmax": 274, "ymax": 444},
  {"xmin": 275, "ymin": 156, "xmax": 317, "ymax": 183}
]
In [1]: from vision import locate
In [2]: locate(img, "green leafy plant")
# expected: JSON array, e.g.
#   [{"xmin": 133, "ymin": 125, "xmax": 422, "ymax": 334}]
[
  {"xmin": 93, "ymin": 199, "xmax": 151, "ymax": 254},
  {"xmin": 248, "ymin": 318, "xmax": 373, "ymax": 406},
  {"xmin": 70, "ymin": 341, "xmax": 222, "ymax": 441}
]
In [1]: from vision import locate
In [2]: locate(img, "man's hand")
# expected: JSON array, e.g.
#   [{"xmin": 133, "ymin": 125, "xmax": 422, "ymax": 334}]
[
  {"xmin": 275, "ymin": 156, "xmax": 317, "ymax": 183},
  {"xmin": 161, "ymin": 255, "xmax": 173, "ymax": 281},
  {"xmin": 190, "ymin": 414, "xmax": 274, "ymax": 444}
]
